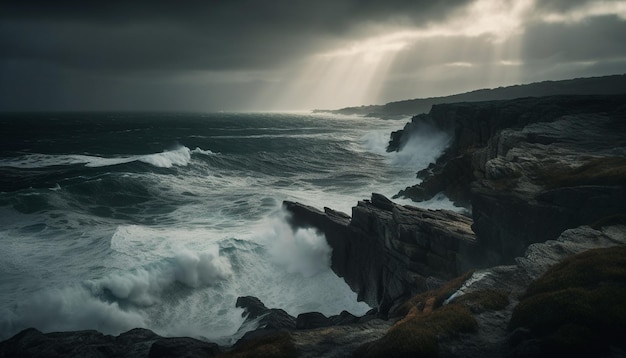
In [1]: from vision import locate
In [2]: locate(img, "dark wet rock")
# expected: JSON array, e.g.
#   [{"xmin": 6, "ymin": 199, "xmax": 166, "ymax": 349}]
[
  {"xmin": 232, "ymin": 296, "xmax": 297, "ymax": 349},
  {"xmin": 235, "ymin": 296, "xmax": 296, "ymax": 331},
  {"xmin": 0, "ymin": 327, "xmax": 220, "ymax": 358},
  {"xmin": 291, "ymin": 318, "xmax": 395, "ymax": 358},
  {"xmin": 330, "ymin": 311, "xmax": 359, "ymax": 326},
  {"xmin": 148, "ymin": 337, "xmax": 219, "ymax": 358},
  {"xmin": 296, "ymin": 312, "xmax": 332, "ymax": 330},
  {"xmin": 293, "ymin": 310, "xmax": 359, "ymax": 330},
  {"xmin": 0, "ymin": 328, "xmax": 109, "ymax": 358},
  {"xmin": 284, "ymin": 194, "xmax": 477, "ymax": 315}
]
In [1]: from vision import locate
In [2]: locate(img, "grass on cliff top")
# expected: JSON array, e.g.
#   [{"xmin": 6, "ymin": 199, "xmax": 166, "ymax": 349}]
[
  {"xmin": 537, "ymin": 156, "xmax": 626, "ymax": 188},
  {"xmin": 219, "ymin": 333, "xmax": 297, "ymax": 358},
  {"xmin": 355, "ymin": 271, "xmax": 510, "ymax": 357},
  {"xmin": 509, "ymin": 246, "xmax": 626, "ymax": 356}
]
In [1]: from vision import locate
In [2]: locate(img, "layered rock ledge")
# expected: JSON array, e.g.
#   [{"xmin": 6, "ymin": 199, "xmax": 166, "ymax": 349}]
[{"xmin": 284, "ymin": 194, "xmax": 476, "ymax": 314}]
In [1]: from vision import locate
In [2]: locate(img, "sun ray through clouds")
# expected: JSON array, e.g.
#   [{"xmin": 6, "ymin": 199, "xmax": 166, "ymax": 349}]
[{"xmin": 258, "ymin": 0, "xmax": 537, "ymax": 110}]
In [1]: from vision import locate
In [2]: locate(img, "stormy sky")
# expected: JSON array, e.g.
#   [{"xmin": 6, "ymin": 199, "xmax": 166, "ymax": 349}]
[{"xmin": 1, "ymin": 0, "xmax": 625, "ymax": 111}]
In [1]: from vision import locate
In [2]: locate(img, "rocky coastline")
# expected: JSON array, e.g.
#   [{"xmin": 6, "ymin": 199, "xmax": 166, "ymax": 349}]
[{"xmin": 2, "ymin": 94, "xmax": 626, "ymax": 357}]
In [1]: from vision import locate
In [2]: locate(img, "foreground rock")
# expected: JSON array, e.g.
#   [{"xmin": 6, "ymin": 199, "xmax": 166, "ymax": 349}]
[
  {"xmin": 353, "ymin": 224, "xmax": 626, "ymax": 358},
  {"xmin": 0, "ymin": 327, "xmax": 219, "ymax": 358},
  {"xmin": 284, "ymin": 193, "xmax": 477, "ymax": 315}
]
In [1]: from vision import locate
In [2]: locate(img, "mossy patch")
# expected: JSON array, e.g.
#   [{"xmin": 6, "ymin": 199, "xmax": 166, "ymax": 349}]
[
  {"xmin": 219, "ymin": 333, "xmax": 297, "ymax": 358},
  {"xmin": 454, "ymin": 289, "xmax": 510, "ymax": 313},
  {"xmin": 509, "ymin": 246, "xmax": 626, "ymax": 356},
  {"xmin": 354, "ymin": 304, "xmax": 477, "ymax": 358},
  {"xmin": 522, "ymin": 246, "xmax": 626, "ymax": 298},
  {"xmin": 356, "ymin": 271, "xmax": 481, "ymax": 357},
  {"xmin": 537, "ymin": 156, "xmax": 626, "ymax": 188},
  {"xmin": 394, "ymin": 270, "xmax": 475, "ymax": 318}
]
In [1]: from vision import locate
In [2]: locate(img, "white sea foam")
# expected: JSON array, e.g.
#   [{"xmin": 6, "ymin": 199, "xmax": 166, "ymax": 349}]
[
  {"xmin": 191, "ymin": 147, "xmax": 216, "ymax": 156},
  {"xmin": 0, "ymin": 246, "xmax": 234, "ymax": 341},
  {"xmin": 0, "ymin": 213, "xmax": 368, "ymax": 343},
  {"xmin": 91, "ymin": 246, "xmax": 232, "ymax": 305},
  {"xmin": 136, "ymin": 147, "xmax": 192, "ymax": 168},
  {"xmin": 0, "ymin": 286, "xmax": 147, "ymax": 338}
]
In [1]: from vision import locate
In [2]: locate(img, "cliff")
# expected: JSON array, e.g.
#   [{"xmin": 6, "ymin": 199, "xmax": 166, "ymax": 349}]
[{"xmin": 392, "ymin": 95, "xmax": 626, "ymax": 263}]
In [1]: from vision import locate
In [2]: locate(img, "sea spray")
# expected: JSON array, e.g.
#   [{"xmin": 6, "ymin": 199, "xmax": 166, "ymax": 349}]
[{"xmin": 259, "ymin": 210, "xmax": 331, "ymax": 278}]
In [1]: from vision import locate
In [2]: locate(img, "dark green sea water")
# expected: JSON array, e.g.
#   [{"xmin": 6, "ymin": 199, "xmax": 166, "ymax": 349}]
[{"xmin": 0, "ymin": 111, "xmax": 452, "ymax": 344}]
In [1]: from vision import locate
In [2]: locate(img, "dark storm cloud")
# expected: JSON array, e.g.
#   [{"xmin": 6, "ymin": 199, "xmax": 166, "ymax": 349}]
[
  {"xmin": 0, "ymin": 0, "xmax": 468, "ymax": 72},
  {"xmin": 522, "ymin": 15, "xmax": 626, "ymax": 63},
  {"xmin": 533, "ymin": 0, "xmax": 618, "ymax": 12},
  {"xmin": 2, "ymin": 0, "xmax": 626, "ymax": 111}
]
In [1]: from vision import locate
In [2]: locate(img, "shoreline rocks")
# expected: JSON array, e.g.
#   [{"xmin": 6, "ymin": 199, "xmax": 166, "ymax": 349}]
[{"xmin": 0, "ymin": 327, "xmax": 220, "ymax": 358}]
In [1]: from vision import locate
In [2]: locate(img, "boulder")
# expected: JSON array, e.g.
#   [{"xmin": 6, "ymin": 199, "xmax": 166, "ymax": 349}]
[{"xmin": 296, "ymin": 312, "xmax": 332, "ymax": 330}]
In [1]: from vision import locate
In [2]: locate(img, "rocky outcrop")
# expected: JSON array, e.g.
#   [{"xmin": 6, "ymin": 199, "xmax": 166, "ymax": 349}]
[
  {"xmin": 236, "ymin": 296, "xmax": 296, "ymax": 332},
  {"xmin": 436, "ymin": 224, "xmax": 626, "ymax": 358},
  {"xmin": 391, "ymin": 95, "xmax": 626, "ymax": 262},
  {"xmin": 284, "ymin": 193, "xmax": 477, "ymax": 314},
  {"xmin": 290, "ymin": 224, "xmax": 626, "ymax": 358}
]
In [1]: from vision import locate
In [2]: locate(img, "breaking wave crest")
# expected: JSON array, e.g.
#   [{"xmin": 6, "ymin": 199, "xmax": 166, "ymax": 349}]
[{"xmin": 0, "ymin": 146, "xmax": 216, "ymax": 169}]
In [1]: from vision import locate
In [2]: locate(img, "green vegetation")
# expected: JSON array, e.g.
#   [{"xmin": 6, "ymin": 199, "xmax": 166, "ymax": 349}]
[
  {"xmin": 355, "ymin": 304, "xmax": 476, "ymax": 358},
  {"xmin": 510, "ymin": 246, "xmax": 626, "ymax": 356},
  {"xmin": 537, "ymin": 156, "xmax": 626, "ymax": 188},
  {"xmin": 356, "ymin": 271, "xmax": 511, "ymax": 357},
  {"xmin": 455, "ymin": 289, "xmax": 510, "ymax": 313},
  {"xmin": 219, "ymin": 333, "xmax": 297, "ymax": 358}
]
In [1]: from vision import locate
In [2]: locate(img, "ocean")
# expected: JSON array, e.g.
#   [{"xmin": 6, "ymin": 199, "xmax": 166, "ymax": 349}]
[{"xmin": 0, "ymin": 111, "xmax": 453, "ymax": 345}]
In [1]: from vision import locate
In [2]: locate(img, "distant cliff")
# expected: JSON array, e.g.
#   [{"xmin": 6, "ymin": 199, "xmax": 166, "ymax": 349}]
[{"xmin": 317, "ymin": 74, "xmax": 626, "ymax": 118}]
